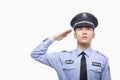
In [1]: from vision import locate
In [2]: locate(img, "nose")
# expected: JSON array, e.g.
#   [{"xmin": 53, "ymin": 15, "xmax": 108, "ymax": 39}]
[{"xmin": 82, "ymin": 29, "xmax": 87, "ymax": 34}]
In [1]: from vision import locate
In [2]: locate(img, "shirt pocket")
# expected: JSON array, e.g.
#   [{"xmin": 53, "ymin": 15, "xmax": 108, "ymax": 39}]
[
  {"xmin": 62, "ymin": 64, "xmax": 76, "ymax": 79},
  {"xmin": 89, "ymin": 66, "xmax": 102, "ymax": 79}
]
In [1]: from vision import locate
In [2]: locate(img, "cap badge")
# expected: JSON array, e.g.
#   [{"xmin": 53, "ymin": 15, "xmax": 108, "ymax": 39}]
[{"xmin": 82, "ymin": 13, "xmax": 87, "ymax": 19}]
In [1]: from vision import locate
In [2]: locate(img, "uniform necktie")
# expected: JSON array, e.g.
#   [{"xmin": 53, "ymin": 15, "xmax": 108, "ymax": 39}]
[{"xmin": 80, "ymin": 51, "xmax": 87, "ymax": 80}]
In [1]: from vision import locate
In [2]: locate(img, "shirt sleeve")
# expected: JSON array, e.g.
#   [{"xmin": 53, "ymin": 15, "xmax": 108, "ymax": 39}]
[
  {"xmin": 101, "ymin": 57, "xmax": 111, "ymax": 80},
  {"xmin": 30, "ymin": 38, "xmax": 60, "ymax": 68}
]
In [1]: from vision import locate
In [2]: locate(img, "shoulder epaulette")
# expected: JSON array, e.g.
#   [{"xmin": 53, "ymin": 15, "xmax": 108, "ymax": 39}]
[
  {"xmin": 61, "ymin": 50, "xmax": 68, "ymax": 52},
  {"xmin": 96, "ymin": 51, "xmax": 106, "ymax": 57},
  {"xmin": 61, "ymin": 50, "xmax": 72, "ymax": 53}
]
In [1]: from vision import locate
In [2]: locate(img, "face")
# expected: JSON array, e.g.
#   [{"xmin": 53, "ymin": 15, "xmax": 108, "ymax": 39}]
[{"xmin": 74, "ymin": 26, "xmax": 95, "ymax": 45}]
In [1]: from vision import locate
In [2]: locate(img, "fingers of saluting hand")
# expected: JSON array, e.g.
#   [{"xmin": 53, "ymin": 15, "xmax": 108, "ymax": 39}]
[
  {"xmin": 60, "ymin": 29, "xmax": 72, "ymax": 37},
  {"xmin": 50, "ymin": 29, "xmax": 72, "ymax": 41}
]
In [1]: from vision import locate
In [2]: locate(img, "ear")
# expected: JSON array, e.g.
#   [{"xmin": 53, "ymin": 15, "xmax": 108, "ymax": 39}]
[
  {"xmin": 93, "ymin": 33, "xmax": 95, "ymax": 39},
  {"xmin": 74, "ymin": 32, "xmax": 77, "ymax": 39}
]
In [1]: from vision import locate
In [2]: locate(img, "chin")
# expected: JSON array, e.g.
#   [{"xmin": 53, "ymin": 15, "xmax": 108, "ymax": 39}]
[{"xmin": 78, "ymin": 41, "xmax": 90, "ymax": 44}]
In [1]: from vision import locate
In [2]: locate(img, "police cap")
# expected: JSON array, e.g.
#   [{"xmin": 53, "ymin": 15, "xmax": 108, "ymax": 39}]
[{"xmin": 70, "ymin": 12, "xmax": 98, "ymax": 30}]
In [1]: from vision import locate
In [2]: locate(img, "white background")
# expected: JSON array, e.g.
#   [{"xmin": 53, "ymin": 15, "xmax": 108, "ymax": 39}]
[{"xmin": 0, "ymin": 0, "xmax": 119, "ymax": 80}]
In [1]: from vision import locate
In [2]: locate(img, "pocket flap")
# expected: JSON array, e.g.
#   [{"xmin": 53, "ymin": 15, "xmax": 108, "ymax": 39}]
[
  {"xmin": 63, "ymin": 65, "xmax": 75, "ymax": 70},
  {"xmin": 89, "ymin": 67, "xmax": 102, "ymax": 73}
]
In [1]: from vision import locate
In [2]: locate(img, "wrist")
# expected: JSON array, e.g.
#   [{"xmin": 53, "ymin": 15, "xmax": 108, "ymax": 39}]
[{"xmin": 49, "ymin": 36, "xmax": 56, "ymax": 41}]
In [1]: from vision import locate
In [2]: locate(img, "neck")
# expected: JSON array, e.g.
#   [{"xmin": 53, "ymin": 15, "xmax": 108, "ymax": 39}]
[{"xmin": 77, "ymin": 43, "xmax": 91, "ymax": 50}]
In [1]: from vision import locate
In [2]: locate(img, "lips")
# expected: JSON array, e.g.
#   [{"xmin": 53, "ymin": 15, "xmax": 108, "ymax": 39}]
[{"xmin": 82, "ymin": 36, "xmax": 88, "ymax": 39}]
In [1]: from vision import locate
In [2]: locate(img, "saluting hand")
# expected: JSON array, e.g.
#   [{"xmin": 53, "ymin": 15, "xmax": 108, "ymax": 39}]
[{"xmin": 50, "ymin": 29, "xmax": 72, "ymax": 41}]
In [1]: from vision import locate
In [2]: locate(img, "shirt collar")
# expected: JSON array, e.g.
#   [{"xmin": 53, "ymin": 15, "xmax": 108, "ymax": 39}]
[{"xmin": 73, "ymin": 47, "xmax": 94, "ymax": 57}]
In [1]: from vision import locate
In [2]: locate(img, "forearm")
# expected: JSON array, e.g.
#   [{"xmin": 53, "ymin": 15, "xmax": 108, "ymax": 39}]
[{"xmin": 31, "ymin": 38, "xmax": 53, "ymax": 62}]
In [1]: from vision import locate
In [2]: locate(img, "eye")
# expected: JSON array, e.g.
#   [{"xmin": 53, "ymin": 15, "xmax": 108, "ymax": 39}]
[
  {"xmin": 87, "ymin": 28, "xmax": 90, "ymax": 30},
  {"xmin": 87, "ymin": 28, "xmax": 92, "ymax": 30}
]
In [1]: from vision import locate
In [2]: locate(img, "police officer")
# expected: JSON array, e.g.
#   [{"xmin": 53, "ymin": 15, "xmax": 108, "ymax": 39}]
[{"xmin": 31, "ymin": 12, "xmax": 111, "ymax": 80}]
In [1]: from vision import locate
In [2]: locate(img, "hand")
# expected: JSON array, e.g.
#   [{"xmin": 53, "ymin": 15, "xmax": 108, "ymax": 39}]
[{"xmin": 50, "ymin": 29, "xmax": 72, "ymax": 41}]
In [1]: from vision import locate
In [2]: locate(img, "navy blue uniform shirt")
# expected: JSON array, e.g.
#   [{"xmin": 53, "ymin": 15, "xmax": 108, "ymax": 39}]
[{"xmin": 31, "ymin": 38, "xmax": 111, "ymax": 80}]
